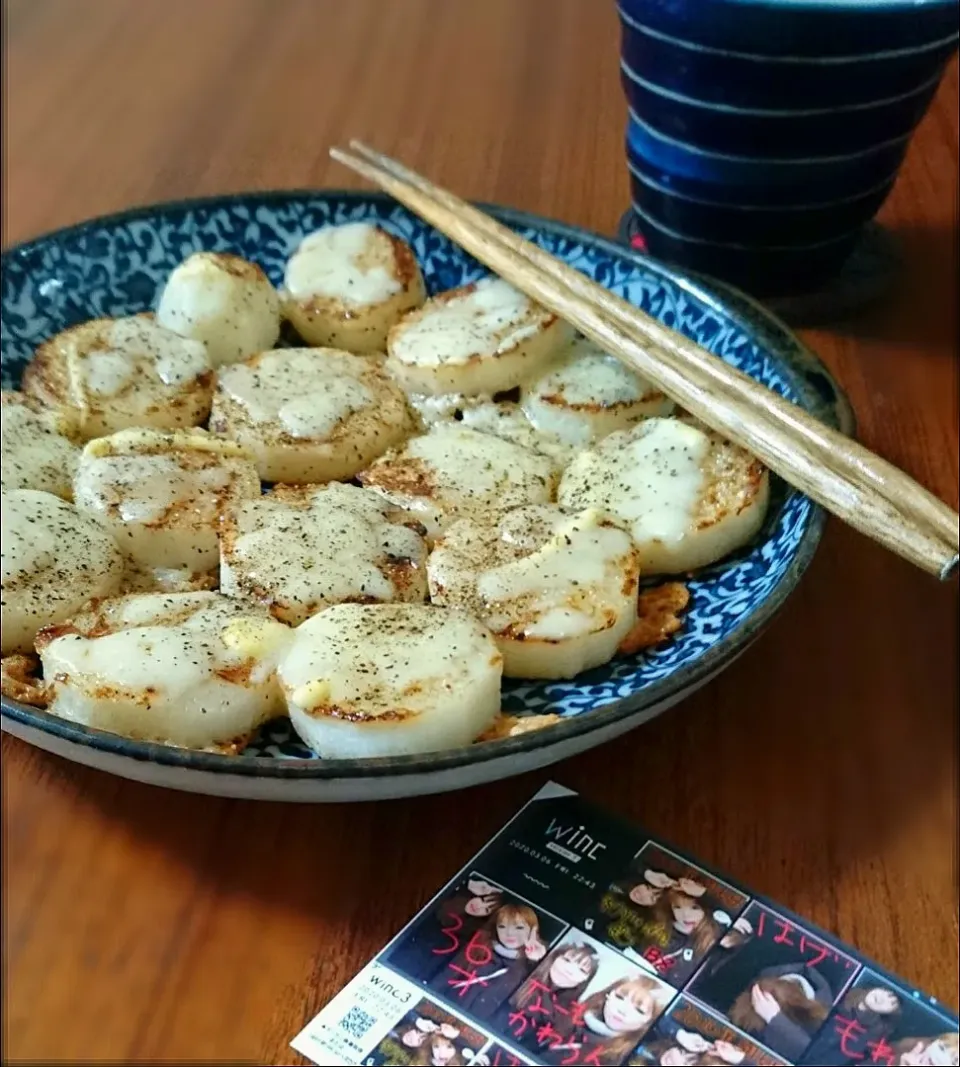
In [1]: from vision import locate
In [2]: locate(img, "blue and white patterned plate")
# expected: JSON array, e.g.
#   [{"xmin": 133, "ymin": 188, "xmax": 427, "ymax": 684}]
[{"xmin": 0, "ymin": 191, "xmax": 852, "ymax": 801}]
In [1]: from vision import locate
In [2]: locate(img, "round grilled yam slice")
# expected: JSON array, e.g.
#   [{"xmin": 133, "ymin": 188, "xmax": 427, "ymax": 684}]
[
  {"xmin": 522, "ymin": 335, "xmax": 675, "ymax": 447},
  {"xmin": 558, "ymin": 417, "xmax": 770, "ymax": 575},
  {"xmin": 1, "ymin": 391, "xmax": 80, "ymax": 498},
  {"xmin": 35, "ymin": 591, "xmax": 290, "ymax": 750},
  {"xmin": 278, "ymin": 603, "xmax": 502, "ymax": 758},
  {"xmin": 386, "ymin": 277, "xmax": 575, "ymax": 396},
  {"xmin": 282, "ymin": 223, "xmax": 426, "ymax": 353},
  {"xmin": 209, "ymin": 347, "xmax": 414, "ymax": 483},
  {"xmin": 428, "ymin": 505, "xmax": 640, "ymax": 679},
  {"xmin": 220, "ymin": 482, "xmax": 428, "ymax": 625},
  {"xmin": 1, "ymin": 489, "xmax": 125, "ymax": 655},
  {"xmin": 72, "ymin": 428, "xmax": 261, "ymax": 582},
  {"xmin": 21, "ymin": 313, "xmax": 213, "ymax": 440},
  {"xmin": 156, "ymin": 251, "xmax": 281, "ymax": 367},
  {"xmin": 358, "ymin": 424, "xmax": 557, "ymax": 541}
]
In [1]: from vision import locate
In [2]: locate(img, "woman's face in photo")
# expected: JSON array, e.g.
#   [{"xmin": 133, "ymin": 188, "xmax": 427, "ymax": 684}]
[
  {"xmin": 672, "ymin": 895, "xmax": 706, "ymax": 934},
  {"xmin": 497, "ymin": 915, "xmax": 532, "ymax": 950},
  {"xmin": 603, "ymin": 987, "xmax": 652, "ymax": 1033},
  {"xmin": 863, "ymin": 987, "xmax": 900, "ymax": 1014},
  {"xmin": 630, "ymin": 883, "xmax": 660, "ymax": 907},
  {"xmin": 431, "ymin": 1036, "xmax": 457, "ymax": 1065},
  {"xmin": 549, "ymin": 950, "xmax": 593, "ymax": 989},
  {"xmin": 465, "ymin": 894, "xmax": 499, "ymax": 917}
]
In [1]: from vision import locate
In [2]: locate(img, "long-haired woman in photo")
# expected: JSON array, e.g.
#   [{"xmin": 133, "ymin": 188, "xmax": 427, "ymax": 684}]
[
  {"xmin": 387, "ymin": 877, "xmax": 504, "ymax": 984},
  {"xmin": 808, "ymin": 984, "xmax": 903, "ymax": 1064},
  {"xmin": 503, "ymin": 941, "xmax": 600, "ymax": 1049},
  {"xmin": 409, "ymin": 1031, "xmax": 464, "ymax": 1067},
  {"xmin": 429, "ymin": 902, "xmax": 547, "ymax": 1019},
  {"xmin": 648, "ymin": 887, "xmax": 726, "ymax": 961},
  {"xmin": 729, "ymin": 963, "xmax": 832, "ymax": 1062},
  {"xmin": 542, "ymin": 975, "xmax": 666, "ymax": 1066}
]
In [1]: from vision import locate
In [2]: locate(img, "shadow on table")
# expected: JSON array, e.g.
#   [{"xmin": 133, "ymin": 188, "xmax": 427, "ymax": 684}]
[{"xmin": 823, "ymin": 218, "xmax": 959, "ymax": 351}]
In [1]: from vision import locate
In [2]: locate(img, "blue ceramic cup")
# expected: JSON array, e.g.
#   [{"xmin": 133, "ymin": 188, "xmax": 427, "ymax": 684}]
[{"xmin": 617, "ymin": 0, "xmax": 959, "ymax": 296}]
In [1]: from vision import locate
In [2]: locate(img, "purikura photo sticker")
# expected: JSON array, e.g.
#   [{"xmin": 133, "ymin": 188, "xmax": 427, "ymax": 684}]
[
  {"xmin": 628, "ymin": 996, "xmax": 790, "ymax": 1066},
  {"xmin": 383, "ymin": 870, "xmax": 569, "ymax": 1024},
  {"xmin": 363, "ymin": 995, "xmax": 489, "ymax": 1066},
  {"xmin": 595, "ymin": 842, "xmax": 750, "ymax": 987},
  {"xmin": 686, "ymin": 902, "xmax": 860, "ymax": 1063},
  {"xmin": 290, "ymin": 785, "xmax": 957, "ymax": 1067},
  {"xmin": 498, "ymin": 926, "xmax": 676, "ymax": 1067},
  {"xmin": 800, "ymin": 967, "xmax": 959, "ymax": 1066},
  {"xmin": 384, "ymin": 873, "xmax": 512, "ymax": 987}
]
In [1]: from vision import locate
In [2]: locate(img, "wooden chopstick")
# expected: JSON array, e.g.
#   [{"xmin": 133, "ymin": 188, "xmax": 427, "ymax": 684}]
[
  {"xmin": 330, "ymin": 144, "xmax": 959, "ymax": 580},
  {"xmin": 346, "ymin": 140, "xmax": 959, "ymax": 551}
]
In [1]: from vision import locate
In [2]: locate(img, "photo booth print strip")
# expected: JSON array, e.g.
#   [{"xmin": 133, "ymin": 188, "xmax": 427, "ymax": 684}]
[
  {"xmin": 797, "ymin": 967, "xmax": 959, "ymax": 1067},
  {"xmin": 290, "ymin": 784, "xmax": 957, "ymax": 1067}
]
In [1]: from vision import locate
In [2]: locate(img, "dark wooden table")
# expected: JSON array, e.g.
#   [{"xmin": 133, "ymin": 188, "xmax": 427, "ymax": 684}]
[{"xmin": 3, "ymin": 1, "xmax": 957, "ymax": 1062}]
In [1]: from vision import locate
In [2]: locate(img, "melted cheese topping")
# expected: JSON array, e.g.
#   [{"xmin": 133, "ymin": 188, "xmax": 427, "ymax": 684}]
[
  {"xmin": 1, "ymin": 396, "xmax": 79, "ymax": 498},
  {"xmin": 284, "ymin": 223, "xmax": 404, "ymax": 306},
  {"xmin": 39, "ymin": 592, "xmax": 290, "ymax": 748},
  {"xmin": 79, "ymin": 454, "xmax": 231, "ymax": 524},
  {"xmin": 406, "ymin": 391, "xmax": 492, "ymax": 428},
  {"xmin": 222, "ymin": 483, "xmax": 427, "ymax": 624},
  {"xmin": 45, "ymin": 593, "xmax": 286, "ymax": 690},
  {"xmin": 530, "ymin": 337, "xmax": 660, "ymax": 408},
  {"xmin": 558, "ymin": 418, "xmax": 708, "ymax": 545},
  {"xmin": 389, "ymin": 278, "xmax": 549, "ymax": 368},
  {"xmin": 430, "ymin": 506, "xmax": 637, "ymax": 641},
  {"xmin": 522, "ymin": 336, "xmax": 673, "ymax": 447},
  {"xmin": 405, "ymin": 393, "xmax": 573, "ymax": 467},
  {"xmin": 360, "ymin": 424, "xmax": 555, "ymax": 538},
  {"xmin": 217, "ymin": 349, "xmax": 375, "ymax": 439},
  {"xmin": 459, "ymin": 402, "xmax": 575, "ymax": 468},
  {"xmin": 280, "ymin": 603, "xmax": 496, "ymax": 719},
  {"xmin": 277, "ymin": 600, "xmax": 501, "ymax": 756},
  {"xmin": 72, "ymin": 432, "xmax": 259, "ymax": 578},
  {"xmin": 68, "ymin": 316, "xmax": 209, "ymax": 400}
]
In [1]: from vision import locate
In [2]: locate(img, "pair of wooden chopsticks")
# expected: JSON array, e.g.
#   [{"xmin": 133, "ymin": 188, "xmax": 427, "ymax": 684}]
[{"xmin": 331, "ymin": 141, "xmax": 959, "ymax": 580}]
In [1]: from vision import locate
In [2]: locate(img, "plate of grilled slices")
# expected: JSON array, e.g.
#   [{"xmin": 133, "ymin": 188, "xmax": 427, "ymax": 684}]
[{"xmin": 0, "ymin": 189, "xmax": 851, "ymax": 801}]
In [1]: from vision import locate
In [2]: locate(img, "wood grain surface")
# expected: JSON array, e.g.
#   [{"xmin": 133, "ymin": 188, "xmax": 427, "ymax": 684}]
[{"xmin": 2, "ymin": 1, "xmax": 957, "ymax": 1063}]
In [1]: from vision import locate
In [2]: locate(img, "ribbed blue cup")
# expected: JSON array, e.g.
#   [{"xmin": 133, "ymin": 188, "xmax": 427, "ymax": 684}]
[{"xmin": 618, "ymin": 0, "xmax": 959, "ymax": 296}]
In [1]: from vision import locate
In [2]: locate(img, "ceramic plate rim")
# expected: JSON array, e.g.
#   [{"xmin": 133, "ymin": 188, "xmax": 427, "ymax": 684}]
[{"xmin": 0, "ymin": 189, "xmax": 842, "ymax": 781}]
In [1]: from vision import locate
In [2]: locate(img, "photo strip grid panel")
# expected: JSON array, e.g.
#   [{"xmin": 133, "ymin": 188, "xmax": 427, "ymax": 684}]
[{"xmin": 292, "ymin": 784, "xmax": 958, "ymax": 1067}]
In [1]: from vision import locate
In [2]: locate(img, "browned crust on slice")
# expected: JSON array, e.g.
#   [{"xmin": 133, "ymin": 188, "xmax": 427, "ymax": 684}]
[
  {"xmin": 617, "ymin": 582, "xmax": 691, "ymax": 656},
  {"xmin": 537, "ymin": 390, "xmax": 667, "ymax": 413},
  {"xmin": 1, "ymin": 654, "xmax": 51, "ymax": 707},
  {"xmin": 382, "ymin": 231, "xmax": 423, "ymax": 289},
  {"xmin": 476, "ymin": 712, "xmax": 563, "ymax": 742},
  {"xmin": 204, "ymin": 252, "xmax": 269, "ymax": 282},
  {"xmin": 358, "ymin": 454, "xmax": 436, "ymax": 499}
]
